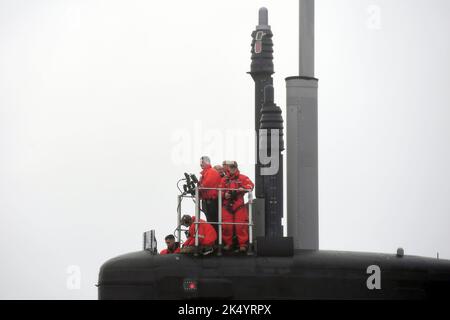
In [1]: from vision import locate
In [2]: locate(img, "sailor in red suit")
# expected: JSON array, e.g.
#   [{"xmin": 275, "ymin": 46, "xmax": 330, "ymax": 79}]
[{"xmin": 218, "ymin": 161, "xmax": 254, "ymax": 253}]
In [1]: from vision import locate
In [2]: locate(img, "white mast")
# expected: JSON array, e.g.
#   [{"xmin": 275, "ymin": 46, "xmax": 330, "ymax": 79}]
[
  {"xmin": 286, "ymin": 0, "xmax": 319, "ymax": 250},
  {"xmin": 299, "ymin": 0, "xmax": 315, "ymax": 77}
]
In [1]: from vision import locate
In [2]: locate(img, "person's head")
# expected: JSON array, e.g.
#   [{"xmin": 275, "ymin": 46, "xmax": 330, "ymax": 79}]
[
  {"xmin": 200, "ymin": 156, "xmax": 211, "ymax": 169},
  {"xmin": 165, "ymin": 234, "xmax": 176, "ymax": 249},
  {"xmin": 222, "ymin": 160, "xmax": 233, "ymax": 173},
  {"xmin": 181, "ymin": 215, "xmax": 193, "ymax": 227},
  {"xmin": 214, "ymin": 165, "xmax": 224, "ymax": 176},
  {"xmin": 228, "ymin": 161, "xmax": 238, "ymax": 175}
]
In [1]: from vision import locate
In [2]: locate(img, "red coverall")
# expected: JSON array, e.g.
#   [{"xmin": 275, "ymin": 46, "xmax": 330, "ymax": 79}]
[
  {"xmin": 218, "ymin": 170, "xmax": 254, "ymax": 247},
  {"xmin": 183, "ymin": 217, "xmax": 217, "ymax": 247},
  {"xmin": 199, "ymin": 164, "xmax": 222, "ymax": 200}
]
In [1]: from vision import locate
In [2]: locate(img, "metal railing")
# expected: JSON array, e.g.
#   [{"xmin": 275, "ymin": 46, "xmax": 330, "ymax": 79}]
[{"xmin": 176, "ymin": 186, "xmax": 254, "ymax": 256}]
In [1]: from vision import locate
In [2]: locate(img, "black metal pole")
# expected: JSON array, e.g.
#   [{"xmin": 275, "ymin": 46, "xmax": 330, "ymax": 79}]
[
  {"xmin": 259, "ymin": 85, "xmax": 284, "ymax": 238},
  {"xmin": 249, "ymin": 7, "xmax": 274, "ymax": 199}
]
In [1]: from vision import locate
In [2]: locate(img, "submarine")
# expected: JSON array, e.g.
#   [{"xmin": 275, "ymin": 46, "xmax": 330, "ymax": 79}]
[{"xmin": 97, "ymin": 1, "xmax": 450, "ymax": 300}]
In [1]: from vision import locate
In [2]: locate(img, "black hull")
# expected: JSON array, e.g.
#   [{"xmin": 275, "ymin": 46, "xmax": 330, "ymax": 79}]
[{"xmin": 98, "ymin": 250, "xmax": 450, "ymax": 300}]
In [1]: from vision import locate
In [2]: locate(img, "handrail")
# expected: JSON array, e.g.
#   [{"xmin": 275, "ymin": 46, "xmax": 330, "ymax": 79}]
[
  {"xmin": 177, "ymin": 186, "xmax": 254, "ymax": 256},
  {"xmin": 193, "ymin": 221, "xmax": 253, "ymax": 226},
  {"xmin": 197, "ymin": 187, "xmax": 253, "ymax": 192},
  {"xmin": 177, "ymin": 195, "xmax": 182, "ymax": 250},
  {"xmin": 218, "ymin": 186, "xmax": 222, "ymax": 253},
  {"xmin": 194, "ymin": 185, "xmax": 200, "ymax": 249}
]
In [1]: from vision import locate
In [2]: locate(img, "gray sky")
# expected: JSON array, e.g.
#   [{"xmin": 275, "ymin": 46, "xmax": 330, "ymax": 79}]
[{"xmin": 1, "ymin": 0, "xmax": 449, "ymax": 299}]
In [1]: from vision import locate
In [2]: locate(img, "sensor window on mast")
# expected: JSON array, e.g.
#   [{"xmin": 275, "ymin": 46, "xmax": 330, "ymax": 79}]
[{"xmin": 255, "ymin": 31, "xmax": 266, "ymax": 54}]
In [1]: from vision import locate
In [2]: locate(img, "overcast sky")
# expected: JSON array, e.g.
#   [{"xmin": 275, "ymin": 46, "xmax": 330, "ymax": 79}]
[{"xmin": 1, "ymin": 0, "xmax": 449, "ymax": 299}]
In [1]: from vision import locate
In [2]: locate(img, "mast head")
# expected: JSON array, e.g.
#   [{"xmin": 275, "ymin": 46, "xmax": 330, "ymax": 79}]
[{"xmin": 257, "ymin": 7, "xmax": 271, "ymax": 30}]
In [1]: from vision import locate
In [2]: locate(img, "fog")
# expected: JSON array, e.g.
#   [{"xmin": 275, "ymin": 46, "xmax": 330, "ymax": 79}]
[{"xmin": 1, "ymin": 0, "xmax": 449, "ymax": 299}]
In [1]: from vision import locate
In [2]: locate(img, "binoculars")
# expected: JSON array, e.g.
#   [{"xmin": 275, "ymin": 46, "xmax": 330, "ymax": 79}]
[{"xmin": 182, "ymin": 173, "xmax": 198, "ymax": 196}]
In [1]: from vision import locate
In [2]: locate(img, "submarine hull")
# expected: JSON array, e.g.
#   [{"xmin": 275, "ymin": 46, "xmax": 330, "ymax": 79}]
[{"xmin": 98, "ymin": 250, "xmax": 450, "ymax": 300}]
